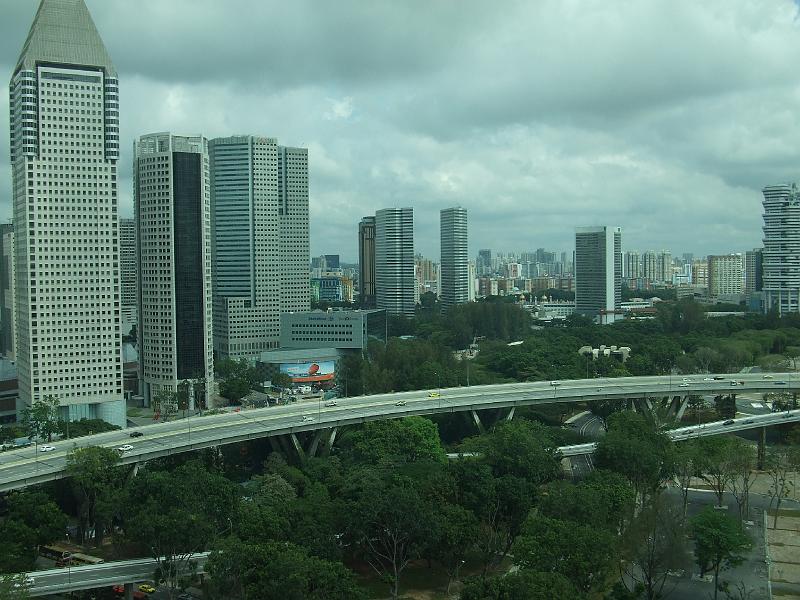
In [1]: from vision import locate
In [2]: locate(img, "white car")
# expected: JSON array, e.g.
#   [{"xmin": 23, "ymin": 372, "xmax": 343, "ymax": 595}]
[
  {"xmin": 550, "ymin": 381, "xmax": 561, "ymax": 386},
  {"xmin": 703, "ymin": 377, "xmax": 714, "ymax": 381},
  {"xmin": 324, "ymin": 401, "xmax": 337, "ymax": 407},
  {"xmin": 763, "ymin": 374, "xmax": 774, "ymax": 379},
  {"xmin": 395, "ymin": 400, "xmax": 407, "ymax": 407},
  {"xmin": 117, "ymin": 444, "xmax": 134, "ymax": 453},
  {"xmin": 301, "ymin": 415, "xmax": 314, "ymax": 422},
  {"xmin": 39, "ymin": 445, "xmax": 55, "ymax": 453},
  {"xmin": 679, "ymin": 383, "xmax": 689, "ymax": 388}
]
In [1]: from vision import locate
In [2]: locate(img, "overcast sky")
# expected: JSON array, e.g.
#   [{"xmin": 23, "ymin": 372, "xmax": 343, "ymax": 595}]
[{"xmin": 2, "ymin": 0, "xmax": 799, "ymax": 262}]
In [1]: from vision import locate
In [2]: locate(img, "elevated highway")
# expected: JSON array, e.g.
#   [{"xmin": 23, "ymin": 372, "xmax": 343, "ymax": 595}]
[
  {"xmin": 0, "ymin": 373, "xmax": 798, "ymax": 491},
  {"xmin": 22, "ymin": 552, "xmax": 208, "ymax": 597}
]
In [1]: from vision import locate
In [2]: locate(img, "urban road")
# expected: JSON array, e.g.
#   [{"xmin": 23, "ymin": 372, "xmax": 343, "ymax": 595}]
[
  {"xmin": 1, "ymin": 373, "xmax": 799, "ymax": 492},
  {"xmin": 23, "ymin": 553, "xmax": 208, "ymax": 597}
]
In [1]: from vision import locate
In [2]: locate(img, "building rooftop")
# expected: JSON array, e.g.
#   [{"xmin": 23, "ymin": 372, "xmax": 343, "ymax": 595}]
[{"xmin": 16, "ymin": 0, "xmax": 116, "ymax": 75}]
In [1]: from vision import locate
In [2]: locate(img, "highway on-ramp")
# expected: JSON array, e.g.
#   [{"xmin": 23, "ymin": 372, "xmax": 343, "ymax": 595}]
[{"xmin": 0, "ymin": 373, "xmax": 798, "ymax": 491}]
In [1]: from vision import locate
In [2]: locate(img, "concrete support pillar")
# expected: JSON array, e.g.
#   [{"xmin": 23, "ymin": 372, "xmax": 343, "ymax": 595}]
[
  {"xmin": 674, "ymin": 396, "xmax": 689, "ymax": 422},
  {"xmin": 124, "ymin": 582, "xmax": 133, "ymax": 600},
  {"xmin": 320, "ymin": 427, "xmax": 339, "ymax": 457},
  {"xmin": 290, "ymin": 433, "xmax": 306, "ymax": 462},
  {"xmin": 268, "ymin": 437, "xmax": 282, "ymax": 454},
  {"xmin": 307, "ymin": 429, "xmax": 324, "ymax": 457},
  {"xmin": 470, "ymin": 410, "xmax": 485, "ymax": 434},
  {"xmin": 505, "ymin": 406, "xmax": 515, "ymax": 422},
  {"xmin": 757, "ymin": 427, "xmax": 766, "ymax": 471}
]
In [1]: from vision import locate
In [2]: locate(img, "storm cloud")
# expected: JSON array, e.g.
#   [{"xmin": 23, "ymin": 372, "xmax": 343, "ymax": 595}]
[{"xmin": 2, "ymin": 0, "xmax": 799, "ymax": 260}]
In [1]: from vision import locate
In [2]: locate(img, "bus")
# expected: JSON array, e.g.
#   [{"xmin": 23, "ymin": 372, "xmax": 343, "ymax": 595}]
[
  {"xmin": 39, "ymin": 544, "xmax": 72, "ymax": 562},
  {"xmin": 67, "ymin": 553, "xmax": 104, "ymax": 566}
]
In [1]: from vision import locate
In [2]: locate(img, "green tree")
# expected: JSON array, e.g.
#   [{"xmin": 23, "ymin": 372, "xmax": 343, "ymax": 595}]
[
  {"xmin": 6, "ymin": 491, "xmax": 67, "ymax": 548},
  {"xmin": 427, "ymin": 502, "xmax": 479, "ymax": 596},
  {"xmin": 621, "ymin": 495, "xmax": 687, "ymax": 600},
  {"xmin": 727, "ymin": 439, "xmax": 757, "ymax": 523},
  {"xmin": 690, "ymin": 508, "xmax": 752, "ymax": 600},
  {"xmin": 0, "ymin": 520, "xmax": 37, "ymax": 573},
  {"xmin": 271, "ymin": 371, "xmax": 293, "ymax": 390},
  {"xmin": 65, "ymin": 446, "xmax": 123, "ymax": 545},
  {"xmin": 343, "ymin": 417, "xmax": 446, "ymax": 466},
  {"xmin": 20, "ymin": 395, "xmax": 60, "ymax": 442},
  {"xmin": 674, "ymin": 442, "xmax": 700, "ymax": 521},
  {"xmin": 343, "ymin": 471, "xmax": 434, "ymax": 600},
  {"xmin": 0, "ymin": 574, "xmax": 32, "ymax": 600},
  {"xmin": 207, "ymin": 538, "xmax": 365, "ymax": 600},
  {"xmin": 513, "ymin": 513, "xmax": 618, "ymax": 594},
  {"xmin": 122, "ymin": 461, "xmax": 239, "ymax": 599},
  {"xmin": 460, "ymin": 571, "xmax": 580, "ymax": 600},
  {"xmin": 594, "ymin": 411, "xmax": 674, "ymax": 503},
  {"xmin": 696, "ymin": 437, "xmax": 738, "ymax": 507},
  {"xmin": 765, "ymin": 446, "xmax": 799, "ymax": 529}
]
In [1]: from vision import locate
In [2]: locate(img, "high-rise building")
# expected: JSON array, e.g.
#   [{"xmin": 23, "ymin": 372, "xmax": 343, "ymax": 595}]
[
  {"xmin": 744, "ymin": 248, "xmax": 763, "ymax": 295},
  {"xmin": 477, "ymin": 249, "xmax": 492, "ymax": 276},
  {"xmin": 575, "ymin": 227, "xmax": 622, "ymax": 323},
  {"xmin": 440, "ymin": 207, "xmax": 469, "ymax": 309},
  {"xmin": 657, "ymin": 251, "xmax": 672, "ymax": 283},
  {"xmin": 691, "ymin": 260, "xmax": 709, "ymax": 288},
  {"xmin": 209, "ymin": 136, "xmax": 309, "ymax": 360},
  {"xmin": 375, "ymin": 208, "xmax": 415, "ymax": 317},
  {"xmin": 324, "ymin": 255, "xmax": 340, "ymax": 270},
  {"xmin": 707, "ymin": 254, "xmax": 744, "ymax": 297},
  {"xmin": 358, "ymin": 216, "xmax": 376, "ymax": 308},
  {"xmin": 134, "ymin": 133, "xmax": 213, "ymax": 408},
  {"xmin": 415, "ymin": 255, "xmax": 439, "ymax": 299},
  {"xmin": 10, "ymin": 0, "xmax": 124, "ymax": 424},
  {"xmin": 278, "ymin": 146, "xmax": 310, "ymax": 314},
  {"xmin": 763, "ymin": 184, "xmax": 800, "ymax": 313},
  {"xmin": 0, "ymin": 224, "xmax": 15, "ymax": 360},
  {"xmin": 642, "ymin": 250, "xmax": 657, "ymax": 281},
  {"xmin": 468, "ymin": 261, "xmax": 477, "ymax": 301},
  {"xmin": 624, "ymin": 251, "xmax": 641, "ymax": 278},
  {"xmin": 119, "ymin": 217, "xmax": 136, "ymax": 327}
]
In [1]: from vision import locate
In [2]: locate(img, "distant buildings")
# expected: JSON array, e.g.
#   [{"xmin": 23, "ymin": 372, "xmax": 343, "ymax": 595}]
[
  {"xmin": 358, "ymin": 216, "xmax": 376, "ymax": 308},
  {"xmin": 574, "ymin": 226, "xmax": 622, "ymax": 323},
  {"xmin": 415, "ymin": 255, "xmax": 439, "ymax": 300},
  {"xmin": 209, "ymin": 135, "xmax": 309, "ymax": 360},
  {"xmin": 440, "ymin": 207, "xmax": 469, "ymax": 309},
  {"xmin": 134, "ymin": 133, "xmax": 213, "ymax": 408},
  {"xmin": 375, "ymin": 208, "xmax": 415, "ymax": 317},
  {"xmin": 763, "ymin": 184, "xmax": 800, "ymax": 314},
  {"xmin": 10, "ymin": 0, "xmax": 124, "ymax": 425},
  {"xmin": 744, "ymin": 248, "xmax": 763, "ymax": 295},
  {"xmin": 707, "ymin": 254, "xmax": 743, "ymax": 297}
]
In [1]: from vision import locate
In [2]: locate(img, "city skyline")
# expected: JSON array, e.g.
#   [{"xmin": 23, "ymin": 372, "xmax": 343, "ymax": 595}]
[{"xmin": 2, "ymin": 1, "xmax": 796, "ymax": 259}]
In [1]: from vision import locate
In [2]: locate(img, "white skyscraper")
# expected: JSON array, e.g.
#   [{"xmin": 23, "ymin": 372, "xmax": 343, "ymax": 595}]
[
  {"xmin": 210, "ymin": 136, "xmax": 310, "ymax": 359},
  {"xmin": 440, "ymin": 207, "xmax": 469, "ymax": 309},
  {"xmin": 375, "ymin": 208, "xmax": 415, "ymax": 317},
  {"xmin": 134, "ymin": 133, "xmax": 213, "ymax": 408},
  {"xmin": 119, "ymin": 217, "xmax": 136, "ymax": 328},
  {"xmin": 575, "ymin": 226, "xmax": 622, "ymax": 324},
  {"xmin": 10, "ymin": 0, "xmax": 124, "ymax": 425},
  {"xmin": 763, "ymin": 184, "xmax": 800, "ymax": 314}
]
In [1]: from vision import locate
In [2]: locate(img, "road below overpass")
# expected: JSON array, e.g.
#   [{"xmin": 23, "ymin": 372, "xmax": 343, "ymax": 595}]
[
  {"xmin": 0, "ymin": 373, "xmax": 798, "ymax": 491},
  {"xmin": 24, "ymin": 553, "xmax": 208, "ymax": 597}
]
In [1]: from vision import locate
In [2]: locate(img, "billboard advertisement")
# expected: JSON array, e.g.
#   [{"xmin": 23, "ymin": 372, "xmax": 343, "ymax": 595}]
[{"xmin": 280, "ymin": 361, "xmax": 335, "ymax": 383}]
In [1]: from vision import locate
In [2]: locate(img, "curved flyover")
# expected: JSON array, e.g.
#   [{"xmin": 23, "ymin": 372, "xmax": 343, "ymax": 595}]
[{"xmin": 0, "ymin": 373, "xmax": 798, "ymax": 492}]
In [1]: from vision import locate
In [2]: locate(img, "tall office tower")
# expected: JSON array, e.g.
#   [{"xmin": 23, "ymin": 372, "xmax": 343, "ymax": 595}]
[
  {"xmin": 657, "ymin": 251, "xmax": 672, "ymax": 283},
  {"xmin": 375, "ymin": 208, "xmax": 415, "ymax": 317},
  {"xmin": 763, "ymin": 184, "xmax": 800, "ymax": 313},
  {"xmin": 624, "ymin": 250, "xmax": 641, "ymax": 278},
  {"xmin": 744, "ymin": 248, "xmax": 764, "ymax": 295},
  {"xmin": 324, "ymin": 255, "xmax": 340, "ymax": 270},
  {"xmin": 692, "ymin": 259, "xmax": 709, "ymax": 288},
  {"xmin": 358, "ymin": 216, "xmax": 376, "ymax": 308},
  {"xmin": 642, "ymin": 250, "xmax": 657, "ymax": 281},
  {"xmin": 440, "ymin": 207, "xmax": 469, "ymax": 309},
  {"xmin": 477, "ymin": 249, "xmax": 492, "ymax": 276},
  {"xmin": 208, "ymin": 136, "xmax": 309, "ymax": 359},
  {"xmin": 10, "ymin": 0, "xmax": 124, "ymax": 425},
  {"xmin": 0, "ymin": 224, "xmax": 15, "ymax": 360},
  {"xmin": 119, "ymin": 217, "xmax": 136, "ymax": 325},
  {"xmin": 575, "ymin": 227, "xmax": 622, "ymax": 324},
  {"xmin": 468, "ymin": 261, "xmax": 477, "ymax": 301},
  {"xmin": 134, "ymin": 133, "xmax": 213, "ymax": 408},
  {"xmin": 277, "ymin": 146, "xmax": 310, "ymax": 314},
  {"xmin": 682, "ymin": 253, "xmax": 694, "ymax": 263},
  {"xmin": 707, "ymin": 254, "xmax": 744, "ymax": 297}
]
